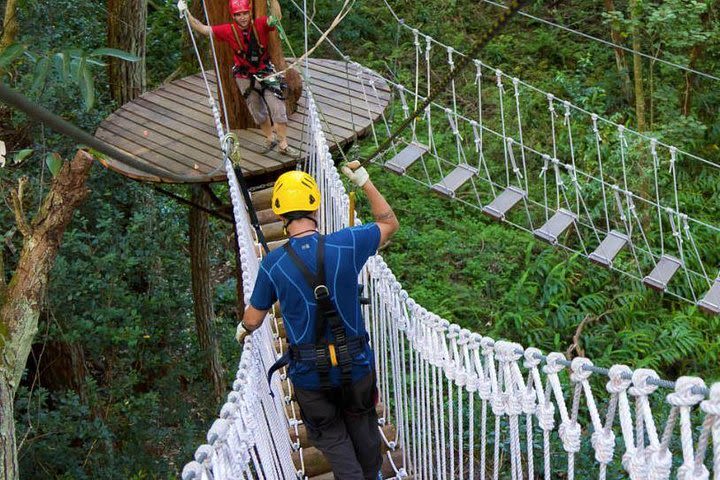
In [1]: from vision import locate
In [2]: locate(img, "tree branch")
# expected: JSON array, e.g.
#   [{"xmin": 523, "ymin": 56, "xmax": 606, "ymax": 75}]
[{"xmin": 9, "ymin": 176, "xmax": 31, "ymax": 237}]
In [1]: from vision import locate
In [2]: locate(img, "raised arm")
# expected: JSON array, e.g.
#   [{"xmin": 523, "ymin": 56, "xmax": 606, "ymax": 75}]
[
  {"xmin": 268, "ymin": 0, "xmax": 283, "ymax": 21},
  {"xmin": 342, "ymin": 161, "xmax": 399, "ymax": 246},
  {"xmin": 177, "ymin": 0, "xmax": 213, "ymax": 36}
]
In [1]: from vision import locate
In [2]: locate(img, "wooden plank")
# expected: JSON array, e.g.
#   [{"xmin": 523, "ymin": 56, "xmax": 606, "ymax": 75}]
[
  {"xmin": 98, "ymin": 119, "xmax": 217, "ymax": 176},
  {"xmin": 95, "ymin": 58, "xmax": 392, "ymax": 183},
  {"xmin": 306, "ymin": 58, "xmax": 391, "ymax": 95},
  {"xmin": 180, "ymin": 75, "xmax": 370, "ymax": 135},
  {"xmin": 119, "ymin": 101, "xmax": 275, "ymax": 173},
  {"xmin": 92, "ymin": 138, "xmax": 163, "ymax": 182},
  {"xmin": 96, "ymin": 126, "xmax": 210, "ymax": 178},
  {"xmin": 179, "ymin": 72, "xmax": 385, "ymax": 120},
  {"xmin": 305, "ymin": 65, "xmax": 391, "ymax": 100},
  {"xmin": 102, "ymin": 112, "xmax": 220, "ymax": 170},
  {"xmin": 96, "ymin": 120, "xmax": 210, "ymax": 175}
]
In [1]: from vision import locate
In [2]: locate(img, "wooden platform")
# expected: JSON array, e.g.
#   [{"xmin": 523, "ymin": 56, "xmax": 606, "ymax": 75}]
[{"xmin": 95, "ymin": 58, "xmax": 391, "ymax": 183}]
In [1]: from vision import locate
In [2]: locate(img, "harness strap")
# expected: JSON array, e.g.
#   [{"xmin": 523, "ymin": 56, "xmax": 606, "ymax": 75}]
[
  {"xmin": 282, "ymin": 235, "xmax": 355, "ymax": 387},
  {"xmin": 230, "ymin": 22, "xmax": 265, "ymax": 66}
]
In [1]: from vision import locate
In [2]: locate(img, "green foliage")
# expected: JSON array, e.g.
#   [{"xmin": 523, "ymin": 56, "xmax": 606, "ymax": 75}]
[{"xmin": 4, "ymin": 0, "xmax": 720, "ymax": 478}]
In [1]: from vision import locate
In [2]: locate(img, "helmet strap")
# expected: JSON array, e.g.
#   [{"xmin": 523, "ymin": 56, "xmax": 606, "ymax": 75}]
[{"xmin": 282, "ymin": 212, "xmax": 318, "ymax": 234}]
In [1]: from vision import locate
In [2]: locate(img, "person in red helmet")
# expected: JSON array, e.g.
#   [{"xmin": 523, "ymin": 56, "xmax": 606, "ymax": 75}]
[{"xmin": 178, "ymin": 0, "xmax": 300, "ymax": 158}]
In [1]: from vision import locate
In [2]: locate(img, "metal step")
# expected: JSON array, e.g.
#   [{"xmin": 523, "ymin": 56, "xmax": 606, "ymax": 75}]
[
  {"xmin": 643, "ymin": 255, "xmax": 683, "ymax": 292},
  {"xmin": 698, "ymin": 276, "xmax": 720, "ymax": 315},
  {"xmin": 588, "ymin": 230, "xmax": 628, "ymax": 267},
  {"xmin": 482, "ymin": 186, "xmax": 526, "ymax": 221},
  {"xmin": 383, "ymin": 142, "xmax": 428, "ymax": 175},
  {"xmin": 431, "ymin": 164, "xmax": 478, "ymax": 198},
  {"xmin": 533, "ymin": 209, "xmax": 577, "ymax": 245}
]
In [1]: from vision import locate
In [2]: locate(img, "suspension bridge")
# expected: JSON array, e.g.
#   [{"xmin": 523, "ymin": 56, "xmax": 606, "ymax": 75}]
[
  {"xmin": 171, "ymin": 0, "xmax": 720, "ymax": 474},
  {"xmin": 3, "ymin": 0, "xmax": 717, "ymax": 478}
]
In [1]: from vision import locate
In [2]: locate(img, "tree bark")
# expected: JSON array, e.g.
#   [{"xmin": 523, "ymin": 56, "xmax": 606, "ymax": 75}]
[
  {"xmin": 603, "ymin": 0, "xmax": 632, "ymax": 104},
  {"xmin": 0, "ymin": 150, "xmax": 94, "ymax": 480},
  {"xmin": 629, "ymin": 0, "xmax": 646, "ymax": 131},
  {"xmin": 0, "ymin": 0, "xmax": 19, "ymax": 50},
  {"xmin": 682, "ymin": 9, "xmax": 710, "ymax": 117},
  {"xmin": 107, "ymin": 0, "xmax": 147, "ymax": 105},
  {"xmin": 189, "ymin": 186, "xmax": 225, "ymax": 402},
  {"xmin": 205, "ymin": 0, "xmax": 301, "ymax": 130}
]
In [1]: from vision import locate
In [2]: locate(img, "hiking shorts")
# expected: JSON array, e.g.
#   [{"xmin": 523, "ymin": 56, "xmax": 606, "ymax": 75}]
[{"xmin": 235, "ymin": 77, "xmax": 288, "ymax": 126}]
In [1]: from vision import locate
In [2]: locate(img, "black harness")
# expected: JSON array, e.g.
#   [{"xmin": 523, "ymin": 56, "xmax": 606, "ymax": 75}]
[
  {"xmin": 267, "ymin": 235, "xmax": 368, "ymax": 390},
  {"xmin": 231, "ymin": 23, "xmax": 265, "ymax": 71},
  {"xmin": 230, "ymin": 23, "xmax": 286, "ymax": 107}
]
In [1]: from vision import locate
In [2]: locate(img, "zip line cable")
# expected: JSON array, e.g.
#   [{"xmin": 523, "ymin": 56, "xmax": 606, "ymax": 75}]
[
  {"xmin": 382, "ymin": 0, "xmax": 720, "ymax": 83},
  {"xmin": 0, "ymin": 83, "xmax": 202, "ymax": 183},
  {"xmin": 479, "ymin": 0, "xmax": 720, "ymax": 83},
  {"xmin": 360, "ymin": 0, "xmax": 531, "ymax": 167}
]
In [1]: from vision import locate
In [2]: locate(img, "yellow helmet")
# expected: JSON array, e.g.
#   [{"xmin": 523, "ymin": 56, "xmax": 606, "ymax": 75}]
[{"xmin": 271, "ymin": 170, "xmax": 321, "ymax": 216}]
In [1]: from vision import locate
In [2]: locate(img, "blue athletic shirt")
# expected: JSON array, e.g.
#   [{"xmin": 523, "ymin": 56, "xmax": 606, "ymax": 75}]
[{"xmin": 249, "ymin": 223, "xmax": 381, "ymax": 390}]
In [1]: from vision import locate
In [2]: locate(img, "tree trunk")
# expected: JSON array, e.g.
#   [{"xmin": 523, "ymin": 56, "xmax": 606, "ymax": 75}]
[
  {"xmin": 254, "ymin": 1, "xmax": 302, "ymax": 116},
  {"xmin": 107, "ymin": 0, "xmax": 147, "ymax": 105},
  {"xmin": 189, "ymin": 186, "xmax": 225, "ymax": 402},
  {"xmin": 603, "ymin": 0, "xmax": 632, "ymax": 104},
  {"xmin": 0, "ymin": 378, "xmax": 18, "ymax": 480},
  {"xmin": 0, "ymin": 0, "xmax": 19, "ymax": 49},
  {"xmin": 0, "ymin": 150, "xmax": 94, "ymax": 480},
  {"xmin": 629, "ymin": 0, "xmax": 646, "ymax": 131},
  {"xmin": 205, "ymin": 0, "xmax": 301, "ymax": 130},
  {"xmin": 682, "ymin": 10, "xmax": 710, "ymax": 117}
]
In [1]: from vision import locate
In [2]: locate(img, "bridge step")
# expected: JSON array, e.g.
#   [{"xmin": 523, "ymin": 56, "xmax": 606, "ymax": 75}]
[
  {"xmin": 256, "ymin": 207, "xmax": 277, "ymax": 225},
  {"xmin": 303, "ymin": 447, "xmax": 405, "ymax": 479},
  {"xmin": 482, "ymin": 186, "xmax": 526, "ymax": 221},
  {"xmin": 588, "ymin": 230, "xmax": 628, "ymax": 267},
  {"xmin": 431, "ymin": 164, "xmax": 478, "ymax": 198},
  {"xmin": 290, "ymin": 423, "xmax": 397, "ymax": 452},
  {"xmin": 533, "ymin": 209, "xmax": 577, "ymax": 245},
  {"xmin": 643, "ymin": 255, "xmax": 683, "ymax": 292},
  {"xmin": 383, "ymin": 142, "xmax": 428, "ymax": 175},
  {"xmin": 698, "ymin": 276, "xmax": 720, "ymax": 315},
  {"xmin": 260, "ymin": 220, "xmax": 285, "ymax": 241},
  {"xmin": 251, "ymin": 186, "xmax": 274, "ymax": 211}
]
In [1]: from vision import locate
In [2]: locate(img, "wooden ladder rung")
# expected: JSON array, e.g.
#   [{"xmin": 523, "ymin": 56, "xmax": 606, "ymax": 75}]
[
  {"xmin": 643, "ymin": 255, "xmax": 683, "ymax": 292},
  {"xmin": 431, "ymin": 164, "xmax": 478, "ymax": 198},
  {"xmin": 383, "ymin": 142, "xmax": 428, "ymax": 175},
  {"xmin": 588, "ymin": 230, "xmax": 628, "ymax": 267},
  {"xmin": 533, "ymin": 209, "xmax": 577, "ymax": 245},
  {"xmin": 698, "ymin": 276, "xmax": 720, "ymax": 315},
  {"xmin": 482, "ymin": 186, "xmax": 526, "ymax": 221}
]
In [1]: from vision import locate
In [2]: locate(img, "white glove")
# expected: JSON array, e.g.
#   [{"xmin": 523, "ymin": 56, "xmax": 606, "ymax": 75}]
[
  {"xmin": 236, "ymin": 322, "xmax": 250, "ymax": 344},
  {"xmin": 177, "ymin": 0, "xmax": 188, "ymax": 17},
  {"xmin": 341, "ymin": 160, "xmax": 370, "ymax": 187}
]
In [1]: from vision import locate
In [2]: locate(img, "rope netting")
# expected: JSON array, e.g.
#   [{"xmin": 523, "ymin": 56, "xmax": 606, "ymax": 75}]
[{"xmin": 178, "ymin": 4, "xmax": 720, "ymax": 480}]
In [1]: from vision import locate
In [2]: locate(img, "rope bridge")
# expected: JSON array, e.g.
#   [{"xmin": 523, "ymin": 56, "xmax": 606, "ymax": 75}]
[
  {"xmin": 180, "ymin": 86, "xmax": 720, "ymax": 480},
  {"xmin": 178, "ymin": 3, "xmax": 720, "ymax": 479}
]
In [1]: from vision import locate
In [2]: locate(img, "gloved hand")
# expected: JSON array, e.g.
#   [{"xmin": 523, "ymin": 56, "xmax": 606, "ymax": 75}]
[
  {"xmin": 267, "ymin": 15, "xmax": 279, "ymax": 27},
  {"xmin": 341, "ymin": 160, "xmax": 370, "ymax": 187},
  {"xmin": 236, "ymin": 322, "xmax": 250, "ymax": 344},
  {"xmin": 177, "ymin": 0, "xmax": 188, "ymax": 17}
]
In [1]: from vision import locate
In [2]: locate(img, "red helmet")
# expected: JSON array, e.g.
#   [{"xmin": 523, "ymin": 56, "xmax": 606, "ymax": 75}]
[{"xmin": 229, "ymin": 0, "xmax": 251, "ymax": 14}]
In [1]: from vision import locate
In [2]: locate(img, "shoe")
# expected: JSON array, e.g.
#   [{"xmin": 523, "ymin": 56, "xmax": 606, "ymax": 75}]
[
  {"xmin": 262, "ymin": 139, "xmax": 278, "ymax": 154},
  {"xmin": 278, "ymin": 144, "xmax": 301, "ymax": 158}
]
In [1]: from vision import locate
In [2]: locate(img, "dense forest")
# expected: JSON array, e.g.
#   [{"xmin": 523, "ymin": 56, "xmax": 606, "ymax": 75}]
[{"xmin": 1, "ymin": 0, "xmax": 719, "ymax": 478}]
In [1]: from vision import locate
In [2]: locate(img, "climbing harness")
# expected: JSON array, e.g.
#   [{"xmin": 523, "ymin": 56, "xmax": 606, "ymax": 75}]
[
  {"xmin": 267, "ymin": 235, "xmax": 368, "ymax": 390},
  {"xmin": 230, "ymin": 22, "xmax": 269, "ymax": 74}
]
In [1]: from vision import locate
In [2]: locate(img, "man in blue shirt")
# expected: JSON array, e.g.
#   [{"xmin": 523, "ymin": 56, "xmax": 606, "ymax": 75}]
[{"xmin": 238, "ymin": 161, "xmax": 399, "ymax": 480}]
